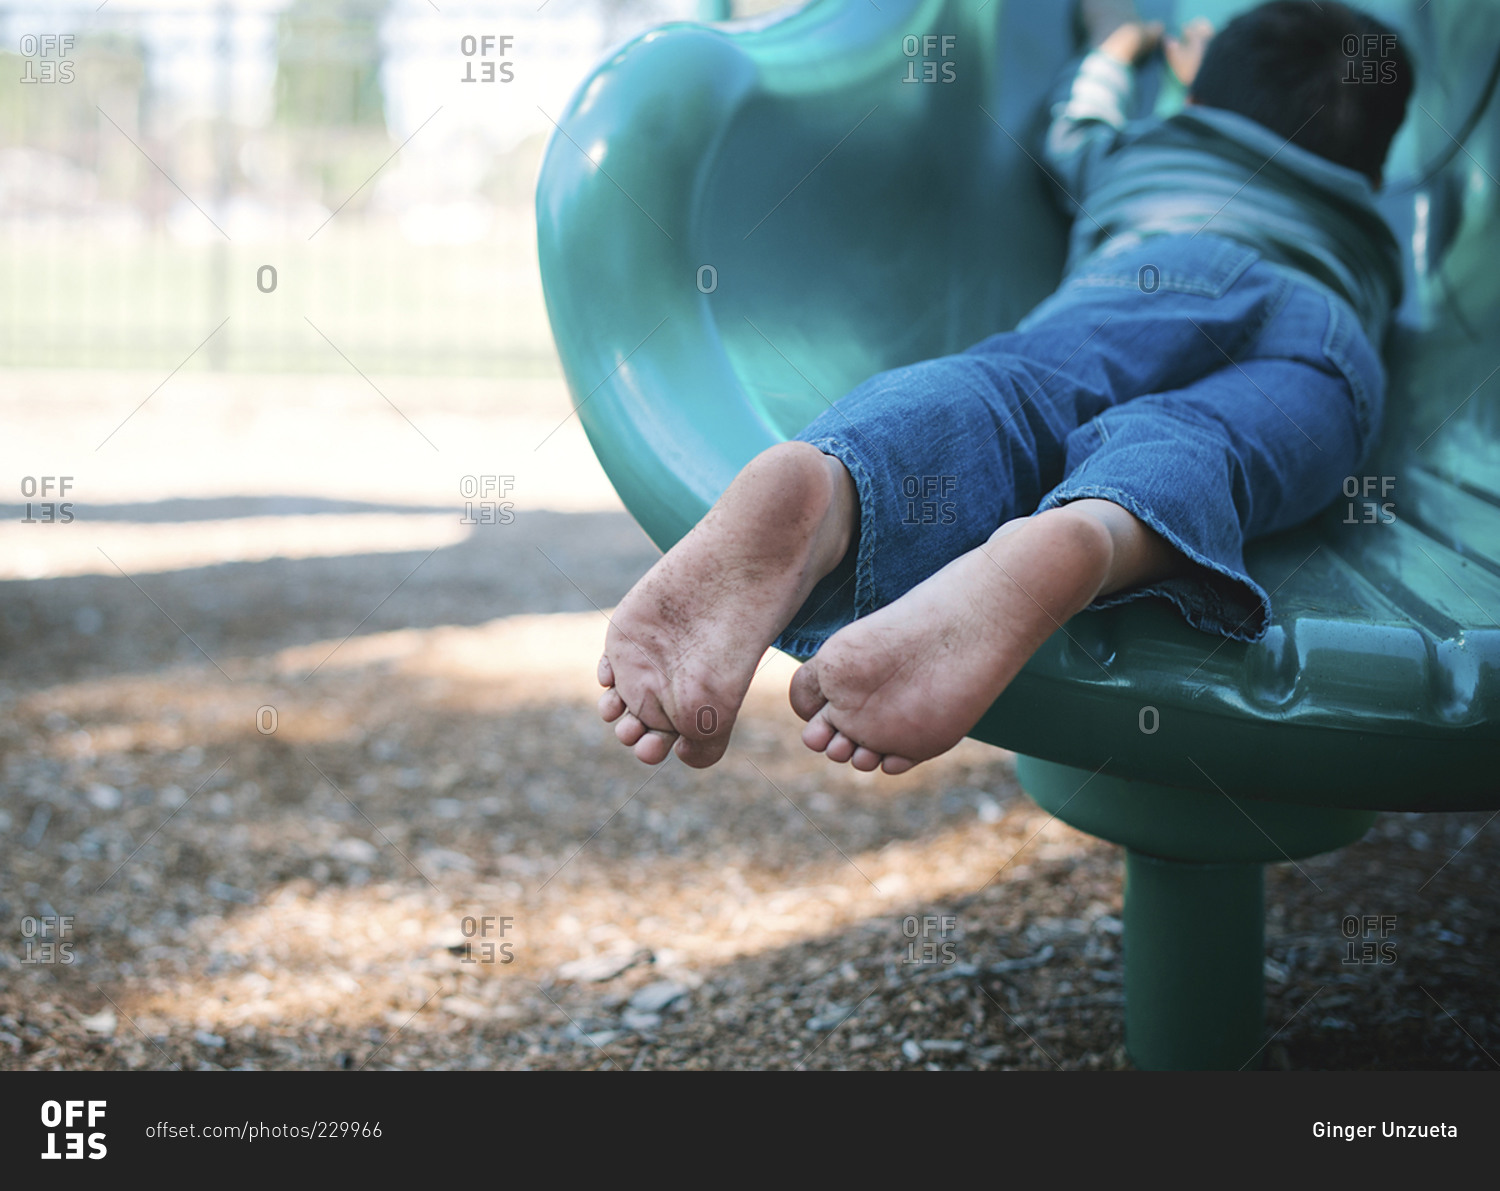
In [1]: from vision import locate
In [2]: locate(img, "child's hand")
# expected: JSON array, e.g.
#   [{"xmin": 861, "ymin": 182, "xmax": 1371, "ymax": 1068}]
[
  {"xmin": 1164, "ymin": 18, "xmax": 1215, "ymax": 87},
  {"xmin": 1098, "ymin": 19, "xmax": 1165, "ymax": 66}
]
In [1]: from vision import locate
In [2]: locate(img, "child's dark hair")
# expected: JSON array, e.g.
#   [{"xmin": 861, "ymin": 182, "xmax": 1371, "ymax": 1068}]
[{"xmin": 1189, "ymin": 0, "xmax": 1414, "ymax": 186}]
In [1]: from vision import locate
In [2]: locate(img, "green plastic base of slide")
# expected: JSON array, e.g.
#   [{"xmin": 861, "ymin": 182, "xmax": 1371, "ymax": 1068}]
[
  {"xmin": 1015, "ymin": 756, "xmax": 1375, "ymax": 1069},
  {"xmin": 1123, "ymin": 852, "xmax": 1265, "ymax": 1070}
]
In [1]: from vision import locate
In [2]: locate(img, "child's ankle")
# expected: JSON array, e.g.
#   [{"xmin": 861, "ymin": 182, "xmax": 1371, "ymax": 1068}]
[
  {"xmin": 984, "ymin": 505, "xmax": 1117, "ymax": 615},
  {"xmin": 1042, "ymin": 498, "xmax": 1188, "ymax": 598}
]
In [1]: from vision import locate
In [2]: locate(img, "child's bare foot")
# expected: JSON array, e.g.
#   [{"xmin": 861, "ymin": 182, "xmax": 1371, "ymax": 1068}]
[
  {"xmin": 790, "ymin": 501, "xmax": 1179, "ymax": 773},
  {"xmin": 598, "ymin": 441, "xmax": 855, "ymax": 767}
]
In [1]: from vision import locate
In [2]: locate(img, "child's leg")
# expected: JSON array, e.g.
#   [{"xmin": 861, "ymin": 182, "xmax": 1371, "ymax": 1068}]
[
  {"xmin": 599, "ymin": 312, "xmax": 1153, "ymax": 768},
  {"xmin": 598, "ymin": 441, "xmax": 857, "ymax": 768},
  {"xmin": 792, "ymin": 283, "xmax": 1374, "ymax": 771},
  {"xmin": 772, "ymin": 237, "xmax": 1301, "ymax": 657},
  {"xmin": 599, "ymin": 242, "xmax": 1374, "ymax": 771},
  {"xmin": 790, "ymin": 499, "xmax": 1187, "ymax": 773}
]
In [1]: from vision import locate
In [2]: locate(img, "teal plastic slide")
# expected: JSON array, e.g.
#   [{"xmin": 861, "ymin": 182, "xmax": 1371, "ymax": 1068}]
[{"xmin": 536, "ymin": 0, "xmax": 1500, "ymax": 1067}]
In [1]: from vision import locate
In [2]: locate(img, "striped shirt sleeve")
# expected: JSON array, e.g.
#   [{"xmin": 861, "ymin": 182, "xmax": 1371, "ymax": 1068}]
[{"xmin": 1042, "ymin": 49, "xmax": 1135, "ymax": 209}]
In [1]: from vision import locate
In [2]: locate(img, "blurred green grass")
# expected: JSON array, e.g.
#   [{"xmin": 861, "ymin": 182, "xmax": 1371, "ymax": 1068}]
[{"xmin": 1, "ymin": 216, "xmax": 560, "ymax": 376}]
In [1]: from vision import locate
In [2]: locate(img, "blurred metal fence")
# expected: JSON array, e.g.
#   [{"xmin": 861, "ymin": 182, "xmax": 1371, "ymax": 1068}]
[{"xmin": 0, "ymin": 0, "xmax": 698, "ymax": 375}]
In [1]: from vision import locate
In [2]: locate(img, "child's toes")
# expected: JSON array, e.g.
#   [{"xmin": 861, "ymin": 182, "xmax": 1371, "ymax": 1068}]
[
  {"xmin": 850, "ymin": 746, "xmax": 882, "ymax": 772},
  {"xmin": 598, "ymin": 688, "xmax": 626, "ymax": 722},
  {"xmin": 597, "ymin": 654, "xmax": 615, "ymax": 687},
  {"xmin": 825, "ymin": 732, "xmax": 857, "ymax": 764},
  {"xmin": 614, "ymin": 712, "xmax": 647, "ymax": 746},
  {"xmin": 789, "ymin": 661, "xmax": 827, "ymax": 722},
  {"xmin": 801, "ymin": 711, "xmax": 836, "ymax": 752},
  {"xmin": 881, "ymin": 755, "xmax": 916, "ymax": 776},
  {"xmin": 674, "ymin": 732, "xmax": 727, "ymax": 768},
  {"xmin": 633, "ymin": 729, "xmax": 675, "ymax": 766}
]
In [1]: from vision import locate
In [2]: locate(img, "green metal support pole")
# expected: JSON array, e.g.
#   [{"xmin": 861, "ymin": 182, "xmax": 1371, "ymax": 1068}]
[
  {"xmin": 1015, "ymin": 755, "xmax": 1375, "ymax": 1068},
  {"xmin": 1124, "ymin": 850, "xmax": 1265, "ymax": 1070}
]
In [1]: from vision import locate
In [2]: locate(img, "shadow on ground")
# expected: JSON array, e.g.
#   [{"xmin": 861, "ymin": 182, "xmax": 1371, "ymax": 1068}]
[
  {"xmin": 0, "ymin": 505, "xmax": 659, "ymax": 686},
  {"xmin": 0, "ymin": 504, "xmax": 1495, "ymax": 1069}
]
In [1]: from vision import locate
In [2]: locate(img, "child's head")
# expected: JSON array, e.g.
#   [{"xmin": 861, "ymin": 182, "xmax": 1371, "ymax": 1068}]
[{"xmin": 1189, "ymin": 0, "xmax": 1413, "ymax": 186}]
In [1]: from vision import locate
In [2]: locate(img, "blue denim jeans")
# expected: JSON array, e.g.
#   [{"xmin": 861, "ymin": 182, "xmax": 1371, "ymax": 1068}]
[{"xmin": 774, "ymin": 233, "xmax": 1384, "ymax": 656}]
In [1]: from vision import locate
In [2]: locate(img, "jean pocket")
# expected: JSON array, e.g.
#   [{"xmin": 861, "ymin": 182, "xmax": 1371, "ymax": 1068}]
[{"xmin": 1064, "ymin": 234, "xmax": 1262, "ymax": 299}]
